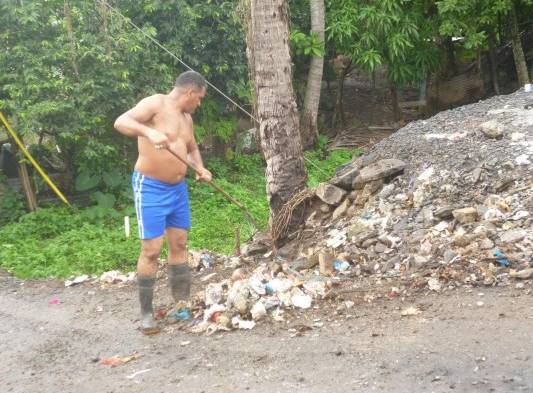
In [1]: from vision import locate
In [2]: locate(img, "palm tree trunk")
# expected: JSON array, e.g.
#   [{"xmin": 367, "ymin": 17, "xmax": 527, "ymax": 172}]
[
  {"xmin": 301, "ymin": 0, "xmax": 325, "ymax": 150},
  {"xmin": 245, "ymin": 0, "xmax": 308, "ymax": 244},
  {"xmin": 509, "ymin": 2, "xmax": 530, "ymax": 86}
]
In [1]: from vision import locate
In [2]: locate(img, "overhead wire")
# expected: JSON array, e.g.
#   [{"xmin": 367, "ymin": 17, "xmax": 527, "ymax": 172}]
[{"xmin": 99, "ymin": 0, "xmax": 330, "ymax": 178}]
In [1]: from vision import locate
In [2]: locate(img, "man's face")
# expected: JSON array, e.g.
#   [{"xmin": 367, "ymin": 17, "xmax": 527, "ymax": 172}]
[{"xmin": 185, "ymin": 87, "xmax": 206, "ymax": 113}]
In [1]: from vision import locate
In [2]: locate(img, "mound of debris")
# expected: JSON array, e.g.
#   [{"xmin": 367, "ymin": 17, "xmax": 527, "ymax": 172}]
[{"xmin": 157, "ymin": 90, "xmax": 532, "ymax": 335}]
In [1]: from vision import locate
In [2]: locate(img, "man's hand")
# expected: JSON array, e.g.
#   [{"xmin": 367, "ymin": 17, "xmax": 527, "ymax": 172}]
[
  {"xmin": 195, "ymin": 167, "xmax": 212, "ymax": 182},
  {"xmin": 146, "ymin": 128, "xmax": 169, "ymax": 150}
]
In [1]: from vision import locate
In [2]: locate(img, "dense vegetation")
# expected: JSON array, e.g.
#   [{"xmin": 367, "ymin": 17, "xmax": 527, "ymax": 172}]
[
  {"xmin": 1, "ymin": 0, "xmax": 531, "ymax": 278},
  {"xmin": 0, "ymin": 148, "xmax": 353, "ymax": 278}
]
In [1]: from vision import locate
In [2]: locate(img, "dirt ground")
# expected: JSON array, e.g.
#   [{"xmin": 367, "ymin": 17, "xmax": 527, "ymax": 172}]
[{"xmin": 1, "ymin": 269, "xmax": 532, "ymax": 393}]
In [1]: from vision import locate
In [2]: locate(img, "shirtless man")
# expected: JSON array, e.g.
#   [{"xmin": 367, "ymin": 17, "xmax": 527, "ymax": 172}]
[{"xmin": 114, "ymin": 71, "xmax": 212, "ymax": 334}]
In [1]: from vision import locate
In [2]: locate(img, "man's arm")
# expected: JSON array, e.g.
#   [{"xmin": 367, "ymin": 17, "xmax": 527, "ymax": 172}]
[{"xmin": 114, "ymin": 95, "xmax": 168, "ymax": 145}]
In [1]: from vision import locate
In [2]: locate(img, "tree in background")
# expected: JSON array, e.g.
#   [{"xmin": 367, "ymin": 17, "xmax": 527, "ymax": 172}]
[
  {"xmin": 327, "ymin": 0, "xmax": 441, "ymax": 121},
  {"xmin": 244, "ymin": 0, "xmax": 308, "ymax": 243},
  {"xmin": 508, "ymin": 1, "xmax": 531, "ymax": 85},
  {"xmin": 300, "ymin": 0, "xmax": 325, "ymax": 149},
  {"xmin": 0, "ymin": 0, "xmax": 248, "ymax": 199},
  {"xmin": 438, "ymin": 0, "xmax": 533, "ymax": 90}
]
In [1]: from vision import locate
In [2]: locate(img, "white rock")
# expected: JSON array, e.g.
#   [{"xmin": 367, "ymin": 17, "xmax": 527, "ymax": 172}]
[
  {"xmin": 428, "ymin": 278, "xmax": 442, "ymax": 291},
  {"xmin": 64, "ymin": 274, "xmax": 90, "ymax": 287},
  {"xmin": 379, "ymin": 184, "xmax": 395, "ymax": 198},
  {"xmin": 500, "ymin": 229, "xmax": 527, "ymax": 244},
  {"xmin": 511, "ymin": 132, "xmax": 525, "ymax": 141},
  {"xmin": 479, "ymin": 120, "xmax": 504, "ymax": 138},
  {"xmin": 316, "ymin": 183, "xmax": 347, "ymax": 205},
  {"xmin": 205, "ymin": 283, "xmax": 224, "ymax": 305},
  {"xmin": 232, "ymin": 316, "xmax": 256, "ymax": 329},
  {"xmin": 511, "ymin": 210, "xmax": 529, "ymax": 220},
  {"xmin": 515, "ymin": 154, "xmax": 531, "ymax": 165},
  {"xmin": 418, "ymin": 167, "xmax": 434, "ymax": 181},
  {"xmin": 452, "ymin": 207, "xmax": 478, "ymax": 223},
  {"xmin": 326, "ymin": 228, "xmax": 347, "ymax": 248},
  {"xmin": 434, "ymin": 221, "xmax": 449, "ymax": 232}
]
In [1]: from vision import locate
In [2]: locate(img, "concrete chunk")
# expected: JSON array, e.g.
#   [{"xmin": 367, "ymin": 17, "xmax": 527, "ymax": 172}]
[
  {"xmin": 452, "ymin": 207, "xmax": 478, "ymax": 224},
  {"xmin": 316, "ymin": 183, "xmax": 347, "ymax": 206},
  {"xmin": 479, "ymin": 120, "xmax": 504, "ymax": 139},
  {"xmin": 352, "ymin": 159, "xmax": 406, "ymax": 188},
  {"xmin": 330, "ymin": 164, "xmax": 360, "ymax": 190}
]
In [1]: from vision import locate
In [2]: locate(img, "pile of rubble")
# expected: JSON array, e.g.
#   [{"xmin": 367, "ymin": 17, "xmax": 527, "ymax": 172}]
[
  {"xmin": 299, "ymin": 88, "xmax": 533, "ymax": 289},
  {"xmin": 157, "ymin": 89, "xmax": 531, "ymax": 335},
  {"xmin": 66, "ymin": 90, "xmax": 530, "ymax": 334}
]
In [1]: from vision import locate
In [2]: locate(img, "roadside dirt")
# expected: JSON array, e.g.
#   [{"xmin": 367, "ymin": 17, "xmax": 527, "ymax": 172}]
[{"xmin": 1, "ymin": 269, "xmax": 532, "ymax": 393}]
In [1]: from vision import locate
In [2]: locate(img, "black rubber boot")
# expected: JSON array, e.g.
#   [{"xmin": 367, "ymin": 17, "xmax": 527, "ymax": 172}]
[
  {"xmin": 168, "ymin": 264, "xmax": 191, "ymax": 302},
  {"xmin": 137, "ymin": 276, "xmax": 160, "ymax": 335}
]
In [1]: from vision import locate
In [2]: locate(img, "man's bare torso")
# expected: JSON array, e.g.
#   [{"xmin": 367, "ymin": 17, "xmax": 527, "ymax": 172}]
[{"xmin": 135, "ymin": 94, "xmax": 193, "ymax": 183}]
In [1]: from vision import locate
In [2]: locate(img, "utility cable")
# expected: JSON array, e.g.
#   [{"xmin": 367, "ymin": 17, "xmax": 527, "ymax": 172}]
[{"xmin": 99, "ymin": 0, "xmax": 330, "ymax": 178}]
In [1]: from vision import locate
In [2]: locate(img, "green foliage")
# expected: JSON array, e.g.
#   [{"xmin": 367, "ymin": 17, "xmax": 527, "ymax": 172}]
[
  {"xmin": 194, "ymin": 98, "xmax": 238, "ymax": 143},
  {"xmin": 437, "ymin": 0, "xmax": 508, "ymax": 49},
  {"xmin": 75, "ymin": 172, "xmax": 100, "ymax": 192},
  {"xmin": 436, "ymin": 0, "xmax": 533, "ymax": 50},
  {"xmin": 0, "ymin": 0, "xmax": 248, "ymax": 179},
  {"xmin": 305, "ymin": 138, "xmax": 358, "ymax": 187},
  {"xmin": 188, "ymin": 154, "xmax": 269, "ymax": 251},
  {"xmin": 0, "ymin": 206, "xmax": 139, "ymax": 278},
  {"xmin": 290, "ymin": 29, "xmax": 325, "ymax": 57},
  {"xmin": 74, "ymin": 168, "xmax": 131, "ymax": 208},
  {"xmin": 0, "ymin": 173, "xmax": 25, "ymax": 225},
  {"xmin": 0, "ymin": 151, "xmax": 357, "ymax": 279},
  {"xmin": 326, "ymin": 0, "xmax": 442, "ymax": 86}
]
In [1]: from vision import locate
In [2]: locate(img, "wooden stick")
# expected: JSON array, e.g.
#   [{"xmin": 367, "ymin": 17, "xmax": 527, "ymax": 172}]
[{"xmin": 165, "ymin": 147, "xmax": 259, "ymax": 229}]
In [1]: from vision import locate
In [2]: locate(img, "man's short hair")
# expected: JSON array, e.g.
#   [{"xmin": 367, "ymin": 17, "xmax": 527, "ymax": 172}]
[{"xmin": 175, "ymin": 71, "xmax": 206, "ymax": 91}]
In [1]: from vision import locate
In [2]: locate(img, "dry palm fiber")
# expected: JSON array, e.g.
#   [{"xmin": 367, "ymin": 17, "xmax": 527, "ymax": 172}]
[{"xmin": 271, "ymin": 187, "xmax": 316, "ymax": 243}]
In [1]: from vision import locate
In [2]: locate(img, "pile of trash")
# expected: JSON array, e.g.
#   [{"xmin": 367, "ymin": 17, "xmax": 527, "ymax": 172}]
[
  {"xmin": 64, "ymin": 90, "xmax": 531, "ymax": 334},
  {"xmin": 286, "ymin": 89, "xmax": 532, "ymax": 291},
  {"xmin": 64, "ymin": 270, "xmax": 136, "ymax": 287},
  {"xmin": 160, "ymin": 249, "xmax": 339, "ymax": 334},
  {"xmin": 165, "ymin": 89, "xmax": 532, "ymax": 334}
]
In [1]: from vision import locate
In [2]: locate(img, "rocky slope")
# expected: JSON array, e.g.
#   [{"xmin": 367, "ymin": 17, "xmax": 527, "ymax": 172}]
[{"xmin": 76, "ymin": 90, "xmax": 533, "ymax": 334}]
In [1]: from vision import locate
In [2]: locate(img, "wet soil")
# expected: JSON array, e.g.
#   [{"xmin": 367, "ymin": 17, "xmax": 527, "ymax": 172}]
[{"xmin": 1, "ymin": 269, "xmax": 532, "ymax": 393}]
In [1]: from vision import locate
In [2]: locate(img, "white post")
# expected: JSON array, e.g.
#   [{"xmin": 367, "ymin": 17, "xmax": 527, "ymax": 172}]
[{"xmin": 124, "ymin": 216, "xmax": 130, "ymax": 238}]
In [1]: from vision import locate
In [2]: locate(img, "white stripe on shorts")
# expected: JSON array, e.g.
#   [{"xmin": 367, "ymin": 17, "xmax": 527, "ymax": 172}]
[{"xmin": 134, "ymin": 173, "xmax": 145, "ymax": 239}]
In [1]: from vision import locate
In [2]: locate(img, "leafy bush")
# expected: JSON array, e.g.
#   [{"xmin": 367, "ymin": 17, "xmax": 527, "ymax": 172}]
[
  {"xmin": 0, "ymin": 178, "xmax": 25, "ymax": 225},
  {"xmin": 0, "ymin": 149, "xmax": 355, "ymax": 279},
  {"xmin": 0, "ymin": 206, "xmax": 139, "ymax": 278}
]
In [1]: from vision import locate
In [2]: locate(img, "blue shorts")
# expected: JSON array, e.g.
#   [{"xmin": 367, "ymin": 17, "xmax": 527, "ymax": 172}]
[{"xmin": 132, "ymin": 171, "xmax": 191, "ymax": 239}]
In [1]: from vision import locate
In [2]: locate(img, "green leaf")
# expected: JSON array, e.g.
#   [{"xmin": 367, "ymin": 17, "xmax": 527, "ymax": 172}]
[
  {"xmin": 75, "ymin": 172, "xmax": 100, "ymax": 192},
  {"xmin": 93, "ymin": 191, "xmax": 116, "ymax": 209},
  {"xmin": 103, "ymin": 170, "xmax": 123, "ymax": 188}
]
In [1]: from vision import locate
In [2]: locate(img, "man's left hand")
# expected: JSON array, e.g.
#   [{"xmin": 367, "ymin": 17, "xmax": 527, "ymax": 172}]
[{"xmin": 195, "ymin": 167, "xmax": 212, "ymax": 182}]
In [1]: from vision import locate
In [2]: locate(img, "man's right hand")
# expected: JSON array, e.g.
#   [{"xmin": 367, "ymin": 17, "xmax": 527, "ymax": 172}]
[{"xmin": 146, "ymin": 128, "xmax": 169, "ymax": 150}]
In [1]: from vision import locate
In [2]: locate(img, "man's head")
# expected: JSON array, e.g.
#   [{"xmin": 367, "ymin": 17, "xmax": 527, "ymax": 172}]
[{"xmin": 174, "ymin": 71, "xmax": 206, "ymax": 113}]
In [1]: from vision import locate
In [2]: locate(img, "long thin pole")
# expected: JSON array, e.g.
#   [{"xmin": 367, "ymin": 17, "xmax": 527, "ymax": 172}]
[
  {"xmin": 165, "ymin": 147, "xmax": 258, "ymax": 229},
  {"xmin": 0, "ymin": 111, "xmax": 69, "ymax": 205}
]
